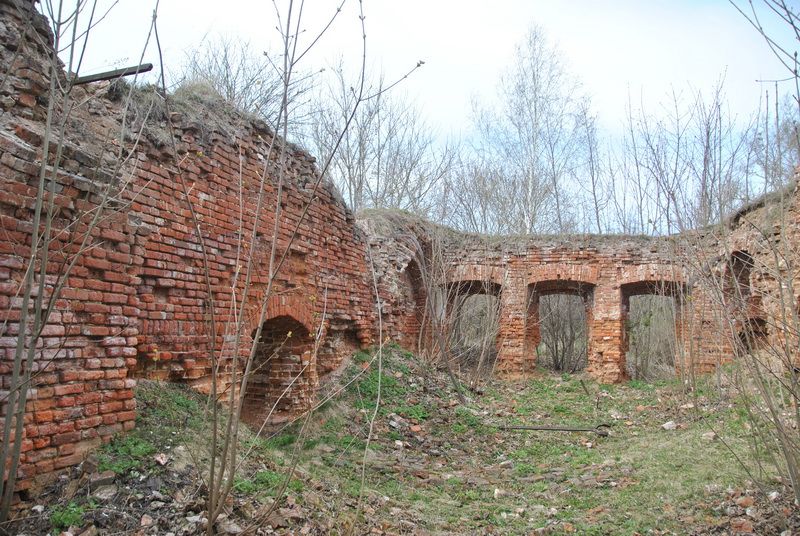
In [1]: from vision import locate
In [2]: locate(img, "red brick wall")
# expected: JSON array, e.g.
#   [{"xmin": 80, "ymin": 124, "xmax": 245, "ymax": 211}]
[
  {"xmin": 364, "ymin": 216, "xmax": 740, "ymax": 384},
  {"xmin": 0, "ymin": 0, "xmax": 375, "ymax": 494},
  {"xmin": 367, "ymin": 190, "xmax": 799, "ymax": 384},
  {"xmin": 689, "ymin": 184, "xmax": 800, "ymax": 371}
]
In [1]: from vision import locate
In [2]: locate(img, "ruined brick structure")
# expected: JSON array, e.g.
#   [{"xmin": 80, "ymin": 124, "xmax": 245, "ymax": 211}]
[
  {"xmin": 366, "ymin": 188, "xmax": 800, "ymax": 383},
  {"xmin": 699, "ymin": 187, "xmax": 800, "ymax": 370},
  {"xmin": 362, "ymin": 213, "xmax": 694, "ymax": 383},
  {"xmin": 1, "ymin": 0, "xmax": 799, "ymax": 499},
  {"xmin": 0, "ymin": 0, "xmax": 374, "ymax": 494}
]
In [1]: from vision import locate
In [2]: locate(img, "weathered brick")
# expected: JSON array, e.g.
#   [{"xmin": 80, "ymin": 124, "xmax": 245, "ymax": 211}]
[{"xmin": 53, "ymin": 383, "xmax": 83, "ymax": 396}]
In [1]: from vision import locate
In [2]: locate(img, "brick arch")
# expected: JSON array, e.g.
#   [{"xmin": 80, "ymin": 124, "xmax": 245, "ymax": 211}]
[
  {"xmin": 245, "ymin": 293, "xmax": 316, "ymax": 336},
  {"xmin": 442, "ymin": 279, "xmax": 502, "ymax": 297},
  {"xmin": 618, "ymin": 278, "xmax": 688, "ymax": 381},
  {"xmin": 525, "ymin": 279, "xmax": 596, "ymax": 373},
  {"xmin": 618, "ymin": 265, "xmax": 686, "ymax": 286},
  {"xmin": 242, "ymin": 313, "xmax": 316, "ymax": 427},
  {"xmin": 620, "ymin": 279, "xmax": 688, "ymax": 304},
  {"xmin": 528, "ymin": 263, "xmax": 599, "ymax": 286},
  {"xmin": 446, "ymin": 264, "xmax": 505, "ymax": 287},
  {"xmin": 527, "ymin": 279, "xmax": 596, "ymax": 296}
]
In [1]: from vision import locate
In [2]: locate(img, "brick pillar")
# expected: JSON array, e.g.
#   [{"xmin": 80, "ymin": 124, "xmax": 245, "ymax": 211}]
[
  {"xmin": 587, "ymin": 283, "xmax": 628, "ymax": 383},
  {"xmin": 673, "ymin": 298, "xmax": 685, "ymax": 372},
  {"xmin": 496, "ymin": 270, "xmax": 527, "ymax": 376},
  {"xmin": 583, "ymin": 292, "xmax": 594, "ymax": 371},
  {"xmin": 524, "ymin": 288, "xmax": 540, "ymax": 372}
]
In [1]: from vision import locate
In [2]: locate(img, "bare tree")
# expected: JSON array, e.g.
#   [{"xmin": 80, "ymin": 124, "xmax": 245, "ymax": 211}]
[
  {"xmin": 579, "ymin": 102, "xmax": 607, "ymax": 235},
  {"xmin": 750, "ymin": 91, "xmax": 800, "ymax": 195},
  {"xmin": 311, "ymin": 64, "xmax": 451, "ymax": 217},
  {"xmin": 181, "ymin": 35, "xmax": 314, "ymax": 139},
  {"xmin": 620, "ymin": 82, "xmax": 757, "ymax": 235},
  {"xmin": 438, "ymin": 155, "xmax": 516, "ymax": 235},
  {"xmin": 184, "ymin": 5, "xmax": 370, "ymax": 531},
  {"xmin": 469, "ymin": 25, "xmax": 587, "ymax": 235}
]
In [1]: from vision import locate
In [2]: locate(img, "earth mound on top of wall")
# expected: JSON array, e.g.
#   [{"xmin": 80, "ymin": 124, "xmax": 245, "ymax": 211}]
[
  {"xmin": 357, "ymin": 207, "xmax": 680, "ymax": 256},
  {"xmin": 7, "ymin": 75, "xmax": 343, "ymax": 203}
]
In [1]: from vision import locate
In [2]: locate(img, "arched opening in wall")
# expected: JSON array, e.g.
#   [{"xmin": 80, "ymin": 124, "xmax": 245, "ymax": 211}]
[
  {"xmin": 400, "ymin": 259, "xmax": 427, "ymax": 352},
  {"xmin": 452, "ymin": 294, "xmax": 500, "ymax": 373},
  {"xmin": 625, "ymin": 295, "xmax": 677, "ymax": 380},
  {"xmin": 621, "ymin": 281, "xmax": 684, "ymax": 381},
  {"xmin": 528, "ymin": 281, "xmax": 594, "ymax": 374},
  {"xmin": 736, "ymin": 316, "xmax": 788, "ymax": 373},
  {"xmin": 724, "ymin": 251, "xmax": 754, "ymax": 308},
  {"xmin": 445, "ymin": 280, "xmax": 501, "ymax": 375},
  {"xmin": 242, "ymin": 315, "xmax": 312, "ymax": 430},
  {"xmin": 537, "ymin": 295, "xmax": 588, "ymax": 373},
  {"xmin": 737, "ymin": 317, "xmax": 769, "ymax": 356}
]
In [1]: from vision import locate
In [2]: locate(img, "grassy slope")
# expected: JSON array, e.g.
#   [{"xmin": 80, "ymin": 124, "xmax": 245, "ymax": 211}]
[
  {"xmin": 240, "ymin": 348, "xmax": 755, "ymax": 534},
  {"xmin": 50, "ymin": 346, "xmax": 781, "ymax": 535}
]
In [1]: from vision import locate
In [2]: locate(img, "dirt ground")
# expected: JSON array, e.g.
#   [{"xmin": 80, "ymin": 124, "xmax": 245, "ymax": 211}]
[{"xmin": 6, "ymin": 346, "xmax": 799, "ymax": 535}]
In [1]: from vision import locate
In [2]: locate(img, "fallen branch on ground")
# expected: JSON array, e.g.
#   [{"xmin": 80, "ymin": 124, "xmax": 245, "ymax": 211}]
[{"xmin": 499, "ymin": 423, "xmax": 612, "ymax": 437}]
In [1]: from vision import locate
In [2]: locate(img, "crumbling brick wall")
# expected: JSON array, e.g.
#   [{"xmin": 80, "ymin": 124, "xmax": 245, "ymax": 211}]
[
  {"xmin": 365, "ymin": 221, "xmax": 691, "ymax": 383},
  {"xmin": 357, "ymin": 211, "xmax": 432, "ymax": 351},
  {"xmin": 0, "ymin": 0, "xmax": 375, "ymax": 494},
  {"xmin": 362, "ymin": 211, "xmax": 789, "ymax": 384},
  {"xmin": 698, "ymin": 184, "xmax": 800, "ymax": 370}
]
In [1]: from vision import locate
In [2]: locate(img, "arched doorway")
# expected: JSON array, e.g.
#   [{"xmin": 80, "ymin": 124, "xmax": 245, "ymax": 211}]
[
  {"xmin": 440, "ymin": 280, "xmax": 502, "ymax": 374},
  {"xmin": 526, "ymin": 280, "xmax": 595, "ymax": 373},
  {"xmin": 621, "ymin": 280, "xmax": 686, "ymax": 380},
  {"xmin": 242, "ymin": 315, "xmax": 313, "ymax": 429}
]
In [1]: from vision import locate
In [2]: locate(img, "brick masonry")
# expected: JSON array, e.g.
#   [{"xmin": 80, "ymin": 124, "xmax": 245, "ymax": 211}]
[
  {"xmin": 365, "ymin": 186, "xmax": 799, "ymax": 384},
  {"xmin": 364, "ymin": 217, "xmax": 694, "ymax": 383},
  {"xmin": 1, "ymin": 0, "xmax": 799, "ymax": 499},
  {"xmin": 0, "ymin": 0, "xmax": 374, "ymax": 494}
]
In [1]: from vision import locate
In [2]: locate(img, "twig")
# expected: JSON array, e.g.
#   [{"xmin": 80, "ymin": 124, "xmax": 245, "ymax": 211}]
[{"xmin": 499, "ymin": 423, "xmax": 612, "ymax": 437}]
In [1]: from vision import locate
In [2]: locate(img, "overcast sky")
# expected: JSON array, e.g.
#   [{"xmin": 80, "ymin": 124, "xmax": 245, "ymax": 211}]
[{"xmin": 65, "ymin": 1, "xmax": 796, "ymax": 140}]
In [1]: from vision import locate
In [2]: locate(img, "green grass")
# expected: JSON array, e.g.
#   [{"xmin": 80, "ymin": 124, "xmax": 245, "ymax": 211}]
[
  {"xmin": 350, "ymin": 369, "xmax": 403, "ymax": 407},
  {"xmin": 136, "ymin": 381, "xmax": 202, "ymax": 428},
  {"xmin": 627, "ymin": 378, "xmax": 653, "ymax": 390},
  {"xmin": 50, "ymin": 502, "xmax": 85, "ymax": 531},
  {"xmin": 115, "ymin": 349, "xmax": 760, "ymax": 535},
  {"xmin": 233, "ymin": 469, "xmax": 302, "ymax": 495},
  {"xmin": 355, "ymin": 368, "xmax": 750, "ymax": 534},
  {"xmin": 97, "ymin": 433, "xmax": 156, "ymax": 474},
  {"xmin": 96, "ymin": 381, "xmax": 208, "ymax": 475},
  {"xmin": 346, "ymin": 346, "xmax": 422, "ymax": 416},
  {"xmin": 264, "ymin": 432, "xmax": 298, "ymax": 449},
  {"xmin": 393, "ymin": 403, "xmax": 429, "ymax": 421}
]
